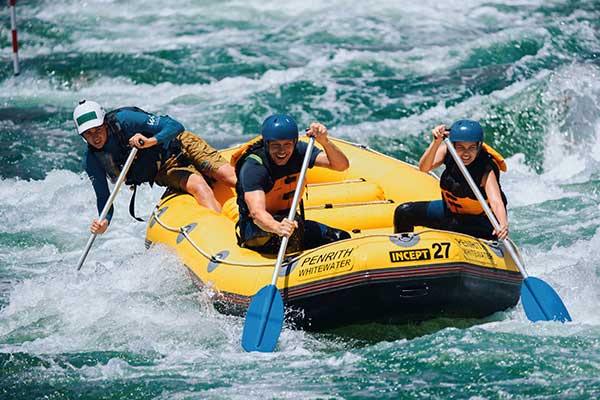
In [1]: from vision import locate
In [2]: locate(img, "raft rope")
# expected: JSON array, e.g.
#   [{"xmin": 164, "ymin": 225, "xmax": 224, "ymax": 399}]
[
  {"xmin": 149, "ymin": 206, "xmax": 413, "ymax": 268},
  {"xmin": 150, "ymin": 206, "xmax": 504, "ymax": 268},
  {"xmin": 151, "ymin": 207, "xmax": 299, "ymax": 267}
]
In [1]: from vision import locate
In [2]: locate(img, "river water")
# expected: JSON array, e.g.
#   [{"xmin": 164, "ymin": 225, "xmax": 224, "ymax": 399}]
[{"xmin": 1, "ymin": 1, "xmax": 599, "ymax": 398}]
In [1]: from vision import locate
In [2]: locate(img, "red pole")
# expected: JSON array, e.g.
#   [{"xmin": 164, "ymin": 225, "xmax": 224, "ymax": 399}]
[{"xmin": 9, "ymin": 0, "xmax": 20, "ymax": 75}]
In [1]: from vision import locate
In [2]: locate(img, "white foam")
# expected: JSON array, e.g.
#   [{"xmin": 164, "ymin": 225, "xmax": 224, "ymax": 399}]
[
  {"xmin": 0, "ymin": 169, "xmax": 330, "ymax": 359},
  {"xmin": 2, "ymin": 0, "xmax": 554, "ymax": 137},
  {"xmin": 476, "ymin": 228, "xmax": 600, "ymax": 333},
  {"xmin": 541, "ymin": 126, "xmax": 592, "ymax": 183},
  {"xmin": 502, "ymin": 153, "xmax": 572, "ymax": 207},
  {"xmin": 2, "ymin": 1, "xmax": 600, "ymax": 379},
  {"xmin": 592, "ymin": 120, "xmax": 600, "ymax": 162},
  {"xmin": 0, "ymin": 245, "xmax": 231, "ymax": 354}
]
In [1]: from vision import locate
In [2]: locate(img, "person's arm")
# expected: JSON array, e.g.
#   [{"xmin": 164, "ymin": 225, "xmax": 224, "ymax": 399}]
[
  {"xmin": 83, "ymin": 152, "xmax": 112, "ymax": 234},
  {"xmin": 419, "ymin": 124, "xmax": 447, "ymax": 172},
  {"xmin": 244, "ymin": 191, "xmax": 297, "ymax": 237},
  {"xmin": 114, "ymin": 109, "xmax": 184, "ymax": 150},
  {"xmin": 483, "ymin": 170, "xmax": 509, "ymax": 240},
  {"xmin": 309, "ymin": 123, "xmax": 349, "ymax": 171}
]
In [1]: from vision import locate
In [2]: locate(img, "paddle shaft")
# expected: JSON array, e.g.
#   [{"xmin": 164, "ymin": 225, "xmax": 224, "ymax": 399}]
[
  {"xmin": 270, "ymin": 137, "xmax": 316, "ymax": 285},
  {"xmin": 443, "ymin": 138, "xmax": 528, "ymax": 279},
  {"xmin": 76, "ymin": 146, "xmax": 139, "ymax": 271},
  {"xmin": 242, "ymin": 137, "xmax": 316, "ymax": 351}
]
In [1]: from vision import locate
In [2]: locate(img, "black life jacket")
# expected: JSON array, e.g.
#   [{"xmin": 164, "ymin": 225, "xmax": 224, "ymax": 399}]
[
  {"xmin": 88, "ymin": 106, "xmax": 165, "ymax": 221},
  {"xmin": 89, "ymin": 106, "xmax": 162, "ymax": 186},
  {"xmin": 440, "ymin": 144, "xmax": 507, "ymax": 215},
  {"xmin": 232, "ymin": 138, "xmax": 306, "ymax": 221}
]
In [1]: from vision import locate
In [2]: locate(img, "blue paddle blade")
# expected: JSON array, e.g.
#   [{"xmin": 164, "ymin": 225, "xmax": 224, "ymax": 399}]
[
  {"xmin": 242, "ymin": 285, "xmax": 285, "ymax": 352},
  {"xmin": 521, "ymin": 277, "xmax": 572, "ymax": 323}
]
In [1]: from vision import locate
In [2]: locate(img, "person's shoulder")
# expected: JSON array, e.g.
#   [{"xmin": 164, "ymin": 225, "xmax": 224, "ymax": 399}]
[
  {"xmin": 114, "ymin": 108, "xmax": 159, "ymax": 130},
  {"xmin": 82, "ymin": 148, "xmax": 90, "ymax": 166},
  {"xmin": 114, "ymin": 107, "xmax": 143, "ymax": 119},
  {"xmin": 295, "ymin": 140, "xmax": 308, "ymax": 152},
  {"xmin": 442, "ymin": 149, "xmax": 452, "ymax": 165},
  {"xmin": 82, "ymin": 149, "xmax": 101, "ymax": 171},
  {"xmin": 240, "ymin": 155, "xmax": 266, "ymax": 173},
  {"xmin": 294, "ymin": 140, "xmax": 321, "ymax": 157},
  {"xmin": 480, "ymin": 148, "xmax": 495, "ymax": 165},
  {"xmin": 239, "ymin": 156, "xmax": 269, "ymax": 189},
  {"xmin": 83, "ymin": 147, "xmax": 96, "ymax": 160}
]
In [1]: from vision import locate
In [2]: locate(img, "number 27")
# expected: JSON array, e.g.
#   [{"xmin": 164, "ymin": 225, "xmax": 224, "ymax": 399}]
[{"xmin": 433, "ymin": 242, "xmax": 450, "ymax": 258}]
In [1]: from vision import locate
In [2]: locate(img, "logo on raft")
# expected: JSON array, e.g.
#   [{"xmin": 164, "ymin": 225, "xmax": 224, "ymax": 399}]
[
  {"xmin": 296, "ymin": 247, "xmax": 355, "ymax": 280},
  {"xmin": 389, "ymin": 248, "xmax": 432, "ymax": 263}
]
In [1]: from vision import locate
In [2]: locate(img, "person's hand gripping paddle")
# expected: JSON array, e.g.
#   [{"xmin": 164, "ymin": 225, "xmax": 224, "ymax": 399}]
[
  {"xmin": 444, "ymin": 137, "xmax": 571, "ymax": 322},
  {"xmin": 76, "ymin": 141, "xmax": 142, "ymax": 271},
  {"xmin": 241, "ymin": 137, "xmax": 316, "ymax": 352}
]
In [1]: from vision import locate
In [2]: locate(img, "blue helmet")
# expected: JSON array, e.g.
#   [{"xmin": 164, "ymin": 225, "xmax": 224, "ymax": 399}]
[
  {"xmin": 449, "ymin": 119, "xmax": 484, "ymax": 142},
  {"xmin": 261, "ymin": 114, "xmax": 298, "ymax": 141}
]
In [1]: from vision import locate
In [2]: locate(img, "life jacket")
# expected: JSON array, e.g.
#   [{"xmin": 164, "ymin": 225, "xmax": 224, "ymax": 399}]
[
  {"xmin": 89, "ymin": 107, "xmax": 167, "ymax": 221},
  {"xmin": 231, "ymin": 137, "xmax": 306, "ymax": 218},
  {"xmin": 440, "ymin": 143, "xmax": 507, "ymax": 215},
  {"xmin": 88, "ymin": 106, "xmax": 162, "ymax": 186}
]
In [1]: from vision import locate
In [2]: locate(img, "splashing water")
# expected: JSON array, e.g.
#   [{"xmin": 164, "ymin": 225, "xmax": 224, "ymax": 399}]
[{"xmin": 1, "ymin": 0, "xmax": 599, "ymax": 398}]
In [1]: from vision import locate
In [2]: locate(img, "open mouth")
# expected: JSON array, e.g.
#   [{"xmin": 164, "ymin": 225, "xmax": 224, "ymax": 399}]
[{"xmin": 274, "ymin": 153, "xmax": 289, "ymax": 163}]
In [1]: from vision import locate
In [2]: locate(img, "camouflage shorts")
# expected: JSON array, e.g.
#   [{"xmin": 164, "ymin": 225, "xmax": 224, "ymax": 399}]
[{"xmin": 154, "ymin": 131, "xmax": 228, "ymax": 192}]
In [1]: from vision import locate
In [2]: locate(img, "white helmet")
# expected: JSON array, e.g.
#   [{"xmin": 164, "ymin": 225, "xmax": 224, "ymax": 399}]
[{"xmin": 73, "ymin": 100, "xmax": 105, "ymax": 135}]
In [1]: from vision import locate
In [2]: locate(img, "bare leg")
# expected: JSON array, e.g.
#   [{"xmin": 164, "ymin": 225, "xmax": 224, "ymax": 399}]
[
  {"xmin": 184, "ymin": 174, "xmax": 222, "ymax": 213},
  {"xmin": 209, "ymin": 164, "xmax": 237, "ymax": 187}
]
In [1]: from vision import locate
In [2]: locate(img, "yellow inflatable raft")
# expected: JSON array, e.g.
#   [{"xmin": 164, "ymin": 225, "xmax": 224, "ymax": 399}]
[{"xmin": 145, "ymin": 137, "xmax": 522, "ymax": 330}]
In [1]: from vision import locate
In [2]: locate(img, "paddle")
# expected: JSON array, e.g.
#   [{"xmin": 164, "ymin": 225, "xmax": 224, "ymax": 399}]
[
  {"xmin": 242, "ymin": 136, "xmax": 316, "ymax": 352},
  {"xmin": 444, "ymin": 138, "xmax": 571, "ymax": 322},
  {"xmin": 76, "ymin": 145, "xmax": 140, "ymax": 271}
]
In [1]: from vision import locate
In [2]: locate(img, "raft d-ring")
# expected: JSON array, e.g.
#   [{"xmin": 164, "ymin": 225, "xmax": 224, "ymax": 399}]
[
  {"xmin": 208, "ymin": 250, "xmax": 230, "ymax": 272},
  {"xmin": 279, "ymin": 256, "xmax": 297, "ymax": 277},
  {"xmin": 149, "ymin": 206, "xmax": 168, "ymax": 228},
  {"xmin": 176, "ymin": 222, "xmax": 198, "ymax": 244},
  {"xmin": 389, "ymin": 232, "xmax": 421, "ymax": 247},
  {"xmin": 485, "ymin": 240, "xmax": 505, "ymax": 258}
]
